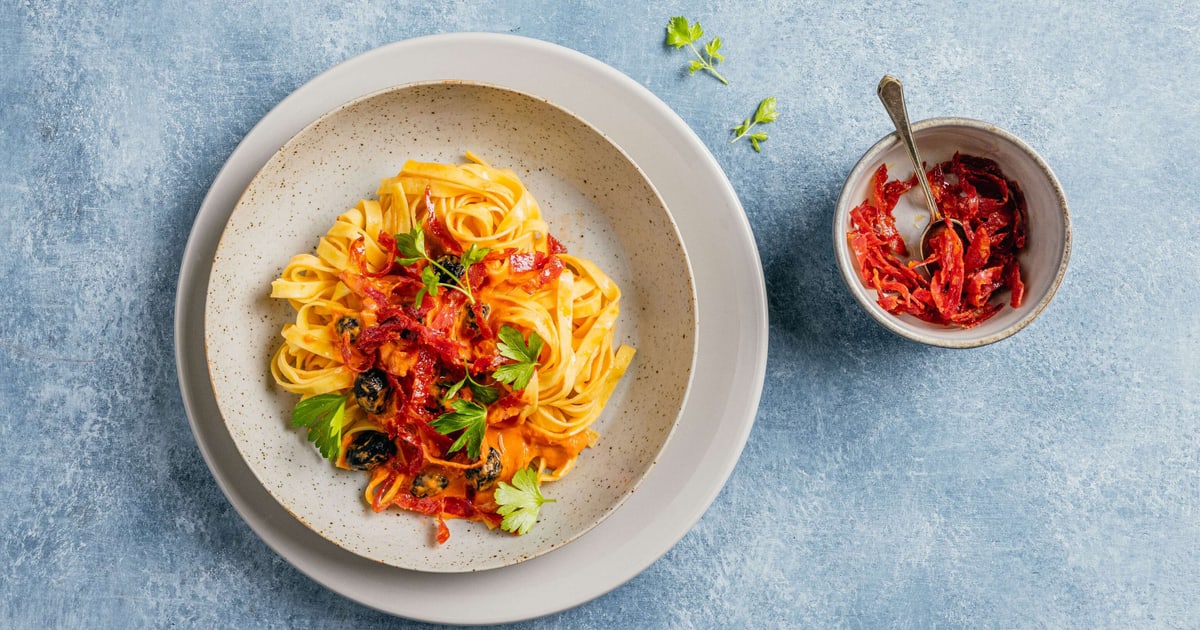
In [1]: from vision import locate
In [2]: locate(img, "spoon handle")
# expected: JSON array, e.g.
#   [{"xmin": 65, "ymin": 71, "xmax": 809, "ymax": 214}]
[{"xmin": 876, "ymin": 75, "xmax": 941, "ymax": 220}]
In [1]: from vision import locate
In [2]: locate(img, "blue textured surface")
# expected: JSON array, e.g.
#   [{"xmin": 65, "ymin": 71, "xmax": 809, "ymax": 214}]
[{"xmin": 3, "ymin": 1, "xmax": 1198, "ymax": 627}]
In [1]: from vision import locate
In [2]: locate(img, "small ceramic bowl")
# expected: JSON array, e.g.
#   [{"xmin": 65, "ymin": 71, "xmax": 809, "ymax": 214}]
[{"xmin": 833, "ymin": 117, "xmax": 1070, "ymax": 347}]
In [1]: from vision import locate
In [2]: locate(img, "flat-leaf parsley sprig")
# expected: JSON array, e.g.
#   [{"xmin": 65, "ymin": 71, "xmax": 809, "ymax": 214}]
[
  {"xmin": 491, "ymin": 325, "xmax": 544, "ymax": 391},
  {"xmin": 731, "ymin": 97, "xmax": 779, "ymax": 152},
  {"xmin": 430, "ymin": 399, "xmax": 488, "ymax": 460},
  {"xmin": 291, "ymin": 393, "xmax": 348, "ymax": 461},
  {"xmin": 394, "ymin": 225, "xmax": 491, "ymax": 307},
  {"xmin": 495, "ymin": 466, "xmax": 556, "ymax": 535},
  {"xmin": 665, "ymin": 16, "xmax": 728, "ymax": 85}
]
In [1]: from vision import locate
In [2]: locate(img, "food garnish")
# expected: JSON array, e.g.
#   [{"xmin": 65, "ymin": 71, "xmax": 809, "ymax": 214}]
[
  {"xmin": 731, "ymin": 97, "xmax": 779, "ymax": 152},
  {"xmin": 395, "ymin": 225, "xmax": 491, "ymax": 306},
  {"xmin": 441, "ymin": 367, "xmax": 500, "ymax": 407},
  {"xmin": 847, "ymin": 153, "xmax": 1027, "ymax": 328},
  {"xmin": 492, "ymin": 325, "xmax": 544, "ymax": 391},
  {"xmin": 291, "ymin": 393, "xmax": 348, "ymax": 461},
  {"xmin": 665, "ymin": 16, "xmax": 728, "ymax": 85},
  {"xmin": 495, "ymin": 466, "xmax": 556, "ymax": 535},
  {"xmin": 430, "ymin": 399, "xmax": 489, "ymax": 460}
]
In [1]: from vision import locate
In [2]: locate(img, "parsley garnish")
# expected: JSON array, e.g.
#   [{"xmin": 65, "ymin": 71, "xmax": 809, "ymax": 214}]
[
  {"xmin": 491, "ymin": 325, "xmax": 544, "ymax": 391},
  {"xmin": 460, "ymin": 243, "xmax": 489, "ymax": 267},
  {"xmin": 731, "ymin": 97, "xmax": 779, "ymax": 152},
  {"xmin": 430, "ymin": 399, "xmax": 488, "ymax": 460},
  {"xmin": 291, "ymin": 393, "xmax": 348, "ymax": 461},
  {"xmin": 442, "ymin": 368, "xmax": 501, "ymax": 406},
  {"xmin": 665, "ymin": 16, "xmax": 728, "ymax": 85},
  {"xmin": 394, "ymin": 226, "xmax": 491, "ymax": 307},
  {"xmin": 495, "ymin": 466, "xmax": 555, "ymax": 535}
]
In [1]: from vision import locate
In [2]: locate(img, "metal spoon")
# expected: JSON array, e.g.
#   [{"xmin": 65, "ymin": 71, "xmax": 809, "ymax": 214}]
[{"xmin": 876, "ymin": 75, "xmax": 962, "ymax": 264}]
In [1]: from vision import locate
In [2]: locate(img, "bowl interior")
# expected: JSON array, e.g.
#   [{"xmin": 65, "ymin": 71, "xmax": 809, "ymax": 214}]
[
  {"xmin": 204, "ymin": 82, "xmax": 696, "ymax": 571},
  {"xmin": 834, "ymin": 119, "xmax": 1070, "ymax": 346}
]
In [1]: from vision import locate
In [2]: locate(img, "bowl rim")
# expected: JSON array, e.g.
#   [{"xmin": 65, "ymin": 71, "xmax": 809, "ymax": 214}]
[{"xmin": 833, "ymin": 116, "xmax": 1071, "ymax": 348}]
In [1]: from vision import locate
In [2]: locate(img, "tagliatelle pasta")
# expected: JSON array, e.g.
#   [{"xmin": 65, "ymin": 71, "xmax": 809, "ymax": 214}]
[{"xmin": 269, "ymin": 153, "xmax": 634, "ymax": 542}]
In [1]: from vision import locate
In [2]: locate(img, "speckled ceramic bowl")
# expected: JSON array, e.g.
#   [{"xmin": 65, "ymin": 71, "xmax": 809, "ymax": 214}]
[
  {"xmin": 834, "ymin": 117, "xmax": 1070, "ymax": 348},
  {"xmin": 204, "ymin": 82, "xmax": 696, "ymax": 572}
]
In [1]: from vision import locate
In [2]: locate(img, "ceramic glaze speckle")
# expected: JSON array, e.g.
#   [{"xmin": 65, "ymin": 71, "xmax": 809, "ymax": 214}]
[{"xmin": 204, "ymin": 82, "xmax": 696, "ymax": 572}]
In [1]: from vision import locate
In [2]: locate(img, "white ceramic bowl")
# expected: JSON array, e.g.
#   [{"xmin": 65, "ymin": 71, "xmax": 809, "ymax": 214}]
[
  {"xmin": 833, "ymin": 117, "xmax": 1070, "ymax": 348},
  {"xmin": 205, "ymin": 81, "xmax": 696, "ymax": 571}
]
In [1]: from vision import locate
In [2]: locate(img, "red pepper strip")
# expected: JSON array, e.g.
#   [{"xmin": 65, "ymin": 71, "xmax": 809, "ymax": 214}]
[
  {"xmin": 334, "ymin": 325, "xmax": 375, "ymax": 373},
  {"xmin": 865, "ymin": 247, "xmax": 921, "ymax": 285},
  {"xmin": 547, "ymin": 233, "xmax": 568, "ymax": 255},
  {"xmin": 356, "ymin": 313, "xmax": 423, "ymax": 355},
  {"xmin": 851, "ymin": 200, "xmax": 906, "ymax": 258},
  {"xmin": 436, "ymin": 516, "xmax": 450, "ymax": 544},
  {"xmin": 963, "ymin": 226, "xmax": 992, "ymax": 274},
  {"xmin": 370, "ymin": 469, "xmax": 399, "ymax": 512},
  {"xmin": 926, "ymin": 163, "xmax": 947, "ymax": 205},
  {"xmin": 509, "ymin": 251, "xmax": 541, "ymax": 273},
  {"xmin": 869, "ymin": 164, "xmax": 889, "ymax": 210},
  {"xmin": 340, "ymin": 267, "xmax": 423, "ymax": 315},
  {"xmin": 524, "ymin": 255, "xmax": 564, "ymax": 293},
  {"xmin": 385, "ymin": 493, "xmax": 453, "ymax": 543},
  {"xmin": 870, "ymin": 164, "xmax": 915, "ymax": 213},
  {"xmin": 957, "ymin": 153, "xmax": 1007, "ymax": 179},
  {"xmin": 393, "ymin": 431, "xmax": 425, "ymax": 476},
  {"xmin": 467, "ymin": 260, "xmax": 488, "ymax": 293},
  {"xmin": 419, "ymin": 327, "xmax": 466, "ymax": 367},
  {"xmin": 405, "ymin": 347, "xmax": 438, "ymax": 411},
  {"xmin": 383, "ymin": 371, "xmax": 408, "ymax": 416},
  {"xmin": 1011, "ymin": 180, "xmax": 1027, "ymax": 250},
  {"xmin": 965, "ymin": 266, "xmax": 1005, "ymax": 308},
  {"xmin": 422, "ymin": 186, "xmax": 463, "ymax": 256},
  {"xmin": 426, "ymin": 290, "xmax": 467, "ymax": 333},
  {"xmin": 1007, "ymin": 259, "xmax": 1025, "ymax": 308},
  {"xmin": 848, "ymin": 233, "xmax": 876, "ymax": 285},
  {"xmin": 443, "ymin": 497, "xmax": 478, "ymax": 519},
  {"xmin": 391, "ymin": 492, "xmax": 445, "ymax": 517},
  {"xmin": 507, "ymin": 249, "xmax": 565, "ymax": 293},
  {"xmin": 353, "ymin": 231, "xmax": 397, "ymax": 278},
  {"xmin": 948, "ymin": 302, "xmax": 1003, "ymax": 329},
  {"xmin": 470, "ymin": 354, "xmax": 506, "ymax": 374},
  {"xmin": 928, "ymin": 227, "xmax": 965, "ymax": 319}
]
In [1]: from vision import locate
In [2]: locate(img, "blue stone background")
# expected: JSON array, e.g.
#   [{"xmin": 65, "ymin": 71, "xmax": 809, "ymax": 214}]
[{"xmin": 2, "ymin": 0, "xmax": 1197, "ymax": 627}]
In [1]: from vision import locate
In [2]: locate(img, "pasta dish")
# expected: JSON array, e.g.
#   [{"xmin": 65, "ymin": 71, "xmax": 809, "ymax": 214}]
[{"xmin": 268, "ymin": 154, "xmax": 635, "ymax": 542}]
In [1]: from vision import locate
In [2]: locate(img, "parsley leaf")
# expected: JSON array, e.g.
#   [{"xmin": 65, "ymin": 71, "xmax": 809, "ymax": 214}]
[
  {"xmin": 291, "ymin": 393, "xmax": 348, "ymax": 461},
  {"xmin": 442, "ymin": 377, "xmax": 466, "ymax": 402},
  {"xmin": 441, "ymin": 369, "xmax": 500, "ymax": 406},
  {"xmin": 730, "ymin": 97, "xmax": 779, "ymax": 152},
  {"xmin": 665, "ymin": 16, "xmax": 729, "ymax": 85},
  {"xmin": 394, "ymin": 225, "xmax": 484, "ymax": 304},
  {"xmin": 467, "ymin": 379, "xmax": 500, "ymax": 405},
  {"xmin": 430, "ymin": 399, "xmax": 488, "ymax": 460},
  {"xmin": 460, "ymin": 243, "xmax": 491, "ymax": 267},
  {"xmin": 394, "ymin": 226, "xmax": 426, "ymax": 266},
  {"xmin": 492, "ymin": 325, "xmax": 544, "ymax": 391},
  {"xmin": 665, "ymin": 15, "xmax": 702, "ymax": 47},
  {"xmin": 495, "ymin": 466, "xmax": 556, "ymax": 535},
  {"xmin": 415, "ymin": 264, "xmax": 439, "ymax": 308}
]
